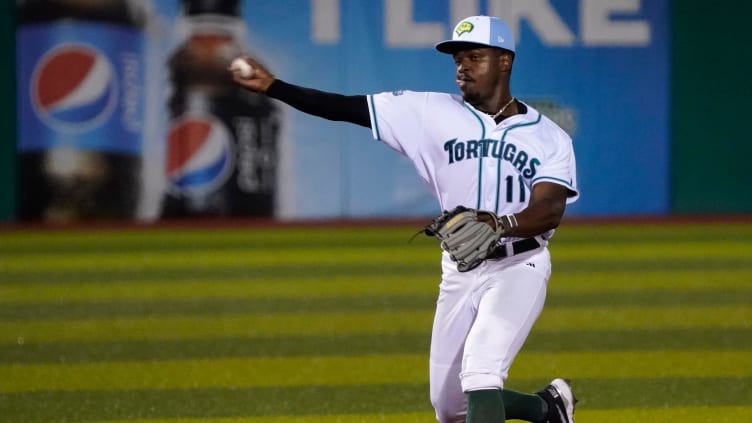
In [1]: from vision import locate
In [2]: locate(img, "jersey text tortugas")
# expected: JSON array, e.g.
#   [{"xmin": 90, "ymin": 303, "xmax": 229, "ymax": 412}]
[{"xmin": 443, "ymin": 138, "xmax": 539, "ymax": 178}]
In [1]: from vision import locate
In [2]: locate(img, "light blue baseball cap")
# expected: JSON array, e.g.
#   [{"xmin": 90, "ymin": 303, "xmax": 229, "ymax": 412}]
[{"xmin": 435, "ymin": 16, "xmax": 515, "ymax": 54}]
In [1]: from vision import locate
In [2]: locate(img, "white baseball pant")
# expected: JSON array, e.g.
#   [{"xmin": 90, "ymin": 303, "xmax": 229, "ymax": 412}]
[{"xmin": 429, "ymin": 247, "xmax": 551, "ymax": 423}]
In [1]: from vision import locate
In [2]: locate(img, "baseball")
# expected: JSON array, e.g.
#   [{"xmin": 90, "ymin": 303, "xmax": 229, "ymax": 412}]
[{"xmin": 231, "ymin": 57, "xmax": 254, "ymax": 79}]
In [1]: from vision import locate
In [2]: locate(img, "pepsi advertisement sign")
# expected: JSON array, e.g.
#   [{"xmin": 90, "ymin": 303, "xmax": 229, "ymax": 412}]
[
  {"xmin": 31, "ymin": 44, "xmax": 118, "ymax": 132},
  {"xmin": 17, "ymin": 23, "xmax": 145, "ymax": 154},
  {"xmin": 165, "ymin": 115, "xmax": 236, "ymax": 196}
]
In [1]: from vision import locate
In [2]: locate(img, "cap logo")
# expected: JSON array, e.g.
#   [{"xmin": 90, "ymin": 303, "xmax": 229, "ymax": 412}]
[{"xmin": 455, "ymin": 21, "xmax": 474, "ymax": 36}]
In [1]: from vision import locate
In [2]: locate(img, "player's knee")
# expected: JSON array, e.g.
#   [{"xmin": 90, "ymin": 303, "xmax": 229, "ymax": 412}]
[
  {"xmin": 430, "ymin": 389, "xmax": 466, "ymax": 423},
  {"xmin": 432, "ymin": 404, "xmax": 466, "ymax": 423}
]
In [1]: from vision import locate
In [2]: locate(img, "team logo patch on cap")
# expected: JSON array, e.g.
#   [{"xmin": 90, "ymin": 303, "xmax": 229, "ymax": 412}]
[{"xmin": 455, "ymin": 21, "xmax": 474, "ymax": 36}]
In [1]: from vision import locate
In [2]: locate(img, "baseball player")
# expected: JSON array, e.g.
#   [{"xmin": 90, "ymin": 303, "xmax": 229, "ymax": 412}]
[{"xmin": 231, "ymin": 15, "xmax": 579, "ymax": 423}]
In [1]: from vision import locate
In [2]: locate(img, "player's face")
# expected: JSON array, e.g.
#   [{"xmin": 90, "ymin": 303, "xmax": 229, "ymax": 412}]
[{"xmin": 453, "ymin": 48, "xmax": 509, "ymax": 104}]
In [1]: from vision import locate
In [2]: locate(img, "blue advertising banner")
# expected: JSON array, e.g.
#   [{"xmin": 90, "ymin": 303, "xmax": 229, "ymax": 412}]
[
  {"xmin": 21, "ymin": 0, "xmax": 667, "ymax": 220},
  {"xmin": 209, "ymin": 0, "xmax": 669, "ymax": 218}
]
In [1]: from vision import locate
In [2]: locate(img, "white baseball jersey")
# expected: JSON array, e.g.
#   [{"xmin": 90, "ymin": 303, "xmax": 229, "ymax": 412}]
[{"xmin": 367, "ymin": 90, "xmax": 579, "ymax": 242}]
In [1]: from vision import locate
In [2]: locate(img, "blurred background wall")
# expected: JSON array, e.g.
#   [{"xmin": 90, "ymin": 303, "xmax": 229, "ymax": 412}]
[
  {"xmin": 3, "ymin": 0, "xmax": 750, "ymax": 223},
  {"xmin": 0, "ymin": 0, "xmax": 15, "ymax": 222},
  {"xmin": 670, "ymin": 1, "xmax": 751, "ymax": 214}
]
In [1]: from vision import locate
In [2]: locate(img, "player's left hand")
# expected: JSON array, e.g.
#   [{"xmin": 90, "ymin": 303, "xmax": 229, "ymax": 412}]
[{"xmin": 423, "ymin": 206, "xmax": 509, "ymax": 272}]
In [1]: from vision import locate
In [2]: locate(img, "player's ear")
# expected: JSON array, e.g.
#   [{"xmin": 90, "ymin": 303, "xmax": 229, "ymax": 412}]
[{"xmin": 498, "ymin": 51, "xmax": 513, "ymax": 72}]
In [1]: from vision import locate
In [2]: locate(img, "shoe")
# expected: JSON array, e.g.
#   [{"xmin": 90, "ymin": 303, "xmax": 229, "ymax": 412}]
[{"xmin": 536, "ymin": 378, "xmax": 577, "ymax": 423}]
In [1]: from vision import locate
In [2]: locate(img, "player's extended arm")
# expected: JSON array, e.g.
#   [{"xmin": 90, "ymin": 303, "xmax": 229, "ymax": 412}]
[
  {"xmin": 229, "ymin": 57, "xmax": 370, "ymax": 128},
  {"xmin": 268, "ymin": 80, "xmax": 370, "ymax": 127},
  {"xmin": 510, "ymin": 182, "xmax": 569, "ymax": 238}
]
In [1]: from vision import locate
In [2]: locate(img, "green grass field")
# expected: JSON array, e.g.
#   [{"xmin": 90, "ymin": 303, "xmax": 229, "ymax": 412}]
[{"xmin": 1, "ymin": 221, "xmax": 750, "ymax": 422}]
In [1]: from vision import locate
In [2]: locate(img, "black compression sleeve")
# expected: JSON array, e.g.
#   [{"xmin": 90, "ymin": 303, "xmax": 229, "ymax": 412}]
[{"xmin": 266, "ymin": 79, "xmax": 371, "ymax": 128}]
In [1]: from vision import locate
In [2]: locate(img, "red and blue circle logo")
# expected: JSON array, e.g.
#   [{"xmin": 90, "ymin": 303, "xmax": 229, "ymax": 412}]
[
  {"xmin": 31, "ymin": 43, "xmax": 118, "ymax": 132},
  {"xmin": 166, "ymin": 116, "xmax": 235, "ymax": 195}
]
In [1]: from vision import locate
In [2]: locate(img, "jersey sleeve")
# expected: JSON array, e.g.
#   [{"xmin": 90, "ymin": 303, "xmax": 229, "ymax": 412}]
[
  {"xmin": 531, "ymin": 123, "xmax": 580, "ymax": 204},
  {"xmin": 366, "ymin": 91, "xmax": 428, "ymax": 157}
]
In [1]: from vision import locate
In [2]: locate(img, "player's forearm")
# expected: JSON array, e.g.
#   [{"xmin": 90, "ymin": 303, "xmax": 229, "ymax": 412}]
[
  {"xmin": 504, "ymin": 181, "xmax": 568, "ymax": 238},
  {"xmin": 267, "ymin": 80, "xmax": 371, "ymax": 128},
  {"xmin": 508, "ymin": 199, "xmax": 565, "ymax": 238}
]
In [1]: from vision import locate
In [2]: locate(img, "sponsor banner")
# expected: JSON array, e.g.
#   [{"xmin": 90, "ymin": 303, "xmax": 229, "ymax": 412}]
[
  {"xmin": 17, "ymin": 23, "xmax": 145, "ymax": 154},
  {"xmin": 102, "ymin": 1, "xmax": 671, "ymax": 218}
]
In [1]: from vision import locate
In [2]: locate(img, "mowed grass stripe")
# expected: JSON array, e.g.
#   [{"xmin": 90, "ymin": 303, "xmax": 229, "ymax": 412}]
[
  {"xmin": 0, "ymin": 263, "xmax": 438, "ymax": 285},
  {"xmin": 0, "ymin": 230, "xmax": 752, "ymax": 272},
  {"xmin": 87, "ymin": 413, "xmax": 438, "ymax": 423},
  {"xmin": 552, "ymin": 223, "xmax": 752, "ymax": 243},
  {"xmin": 549, "ymin": 269, "xmax": 752, "ymax": 292},
  {"xmin": 0, "ymin": 275, "xmax": 440, "ymax": 304},
  {"xmin": 2, "ymin": 305, "xmax": 748, "ymax": 344},
  {"xmin": 1, "ymin": 311, "xmax": 434, "ymax": 344},
  {"xmin": 1, "ymin": 351, "xmax": 750, "ymax": 393},
  {"xmin": 82, "ymin": 407, "xmax": 752, "ymax": 423},
  {"xmin": 3, "ymin": 241, "xmax": 750, "ymax": 272},
  {"xmin": 3, "ymin": 259, "xmax": 751, "ymax": 286},
  {"xmin": 4, "ymin": 383, "xmax": 432, "ymax": 423},
  {"xmin": 550, "ymin": 240, "xmax": 752, "ymax": 260},
  {"xmin": 576, "ymin": 407, "xmax": 752, "ymax": 423},
  {"xmin": 0, "ymin": 294, "xmax": 437, "ymax": 321},
  {"xmin": 1, "ymin": 270, "xmax": 750, "ymax": 304},
  {"xmin": 3, "ymin": 328, "xmax": 750, "ymax": 364},
  {"xmin": 2, "ymin": 378, "xmax": 749, "ymax": 423},
  {"xmin": 2, "ymin": 222, "xmax": 750, "ymax": 252},
  {"xmin": 5, "ymin": 289, "xmax": 752, "ymax": 321},
  {"xmin": 0, "ymin": 246, "xmax": 440, "ymax": 272},
  {"xmin": 0, "ymin": 231, "xmax": 752, "ymax": 270},
  {"xmin": 0, "ymin": 227, "xmax": 433, "ymax": 255}
]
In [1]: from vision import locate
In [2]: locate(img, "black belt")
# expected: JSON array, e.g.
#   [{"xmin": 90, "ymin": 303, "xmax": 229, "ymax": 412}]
[{"xmin": 488, "ymin": 237, "xmax": 541, "ymax": 259}]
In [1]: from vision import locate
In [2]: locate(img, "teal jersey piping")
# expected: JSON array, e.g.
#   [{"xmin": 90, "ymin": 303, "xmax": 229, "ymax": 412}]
[
  {"xmin": 532, "ymin": 176, "xmax": 576, "ymax": 192},
  {"xmin": 494, "ymin": 112, "xmax": 543, "ymax": 212},
  {"xmin": 368, "ymin": 95, "xmax": 381, "ymax": 140},
  {"xmin": 462, "ymin": 103, "xmax": 487, "ymax": 209}
]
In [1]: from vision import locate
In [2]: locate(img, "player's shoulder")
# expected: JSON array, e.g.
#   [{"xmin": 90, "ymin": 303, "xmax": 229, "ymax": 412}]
[
  {"xmin": 376, "ymin": 90, "xmax": 458, "ymax": 101},
  {"xmin": 427, "ymin": 92, "xmax": 466, "ymax": 109},
  {"xmin": 519, "ymin": 102, "xmax": 572, "ymax": 143},
  {"xmin": 371, "ymin": 90, "xmax": 464, "ymax": 112},
  {"xmin": 373, "ymin": 89, "xmax": 456, "ymax": 100}
]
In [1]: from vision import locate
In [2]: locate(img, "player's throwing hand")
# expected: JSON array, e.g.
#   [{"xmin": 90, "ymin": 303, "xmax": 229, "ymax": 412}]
[{"xmin": 228, "ymin": 56, "xmax": 275, "ymax": 93}]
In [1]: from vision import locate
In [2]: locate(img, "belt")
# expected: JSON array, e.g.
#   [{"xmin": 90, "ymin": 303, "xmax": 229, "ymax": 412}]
[{"xmin": 488, "ymin": 237, "xmax": 542, "ymax": 259}]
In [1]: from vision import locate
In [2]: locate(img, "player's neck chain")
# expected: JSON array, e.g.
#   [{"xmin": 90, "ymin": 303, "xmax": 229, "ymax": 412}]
[{"xmin": 488, "ymin": 97, "xmax": 516, "ymax": 120}]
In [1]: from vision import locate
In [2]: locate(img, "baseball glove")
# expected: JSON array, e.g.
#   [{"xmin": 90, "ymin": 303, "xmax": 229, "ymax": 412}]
[{"xmin": 423, "ymin": 206, "xmax": 517, "ymax": 272}]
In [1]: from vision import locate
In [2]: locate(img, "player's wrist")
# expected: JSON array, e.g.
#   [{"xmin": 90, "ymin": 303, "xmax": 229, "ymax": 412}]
[
  {"xmin": 265, "ymin": 78, "xmax": 285, "ymax": 97},
  {"xmin": 499, "ymin": 213, "xmax": 519, "ymax": 236}
]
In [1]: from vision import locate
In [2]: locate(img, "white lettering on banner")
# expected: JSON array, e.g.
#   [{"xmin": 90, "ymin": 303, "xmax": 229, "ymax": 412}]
[
  {"xmin": 312, "ymin": 0, "xmax": 340, "ymax": 43},
  {"xmin": 385, "ymin": 0, "xmax": 443, "ymax": 47},
  {"xmin": 120, "ymin": 52, "xmax": 142, "ymax": 132},
  {"xmin": 581, "ymin": 0, "xmax": 650, "ymax": 45},
  {"xmin": 489, "ymin": 0, "xmax": 576, "ymax": 45},
  {"xmin": 310, "ymin": 0, "xmax": 651, "ymax": 47},
  {"xmin": 451, "ymin": 0, "xmax": 480, "ymax": 31}
]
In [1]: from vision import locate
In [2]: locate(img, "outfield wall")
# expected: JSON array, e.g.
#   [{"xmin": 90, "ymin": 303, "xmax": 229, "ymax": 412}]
[
  {"xmin": 3, "ymin": 1, "xmax": 750, "ymax": 222},
  {"xmin": 0, "ymin": 2, "xmax": 15, "ymax": 221},
  {"xmin": 670, "ymin": 1, "xmax": 752, "ymax": 213}
]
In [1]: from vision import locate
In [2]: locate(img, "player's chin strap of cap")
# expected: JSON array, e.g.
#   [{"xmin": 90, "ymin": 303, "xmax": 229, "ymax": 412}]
[{"xmin": 488, "ymin": 235, "xmax": 547, "ymax": 259}]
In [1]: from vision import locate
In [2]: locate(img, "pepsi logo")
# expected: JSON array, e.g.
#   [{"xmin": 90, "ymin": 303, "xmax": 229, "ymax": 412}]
[
  {"xmin": 31, "ymin": 43, "xmax": 118, "ymax": 132},
  {"xmin": 166, "ymin": 115, "xmax": 235, "ymax": 195}
]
